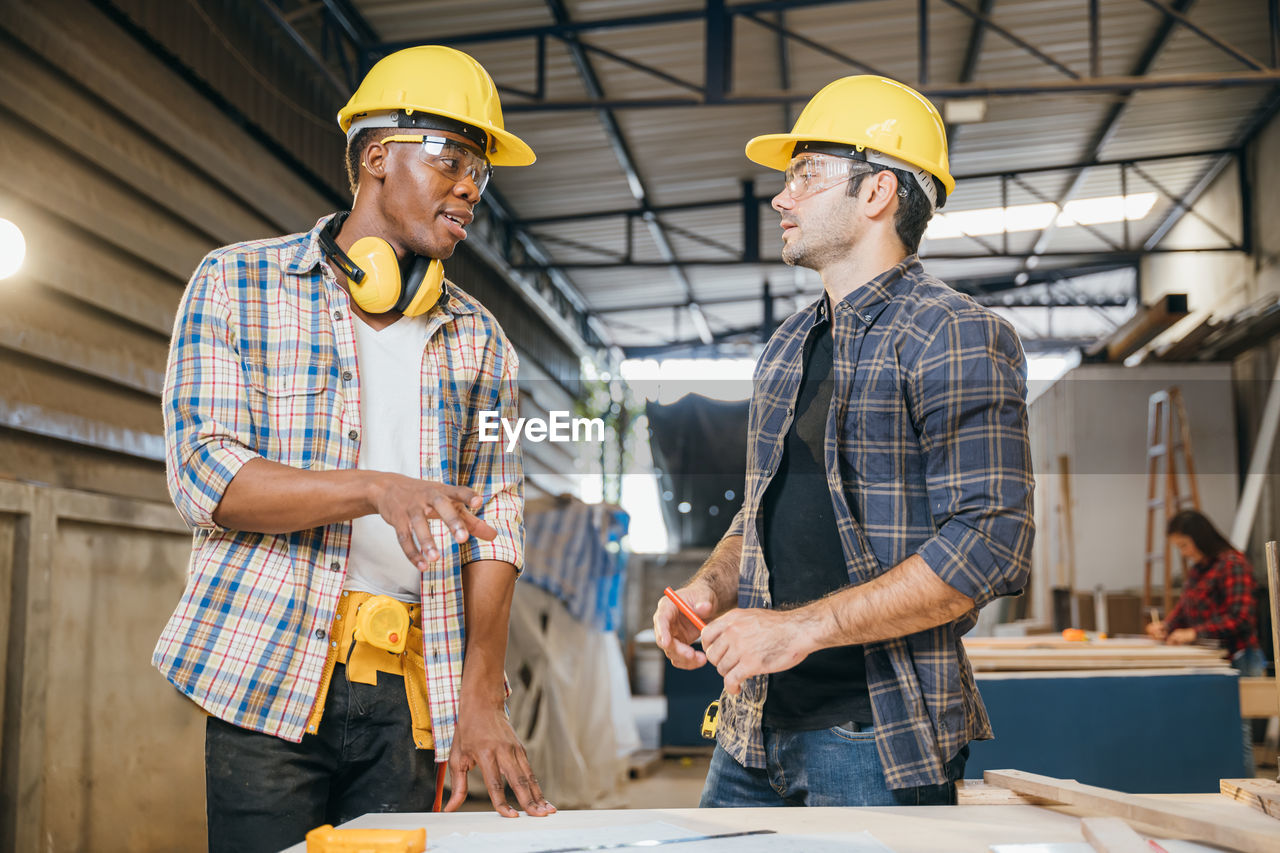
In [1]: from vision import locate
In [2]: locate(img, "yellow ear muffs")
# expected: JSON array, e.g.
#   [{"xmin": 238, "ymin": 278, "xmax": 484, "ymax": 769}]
[
  {"xmin": 399, "ymin": 255, "xmax": 445, "ymax": 317},
  {"xmin": 345, "ymin": 236, "xmax": 404, "ymax": 314},
  {"xmin": 319, "ymin": 219, "xmax": 446, "ymax": 317}
]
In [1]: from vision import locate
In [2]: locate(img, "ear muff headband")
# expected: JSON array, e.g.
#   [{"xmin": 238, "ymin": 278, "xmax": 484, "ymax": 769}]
[{"xmin": 318, "ymin": 214, "xmax": 445, "ymax": 317}]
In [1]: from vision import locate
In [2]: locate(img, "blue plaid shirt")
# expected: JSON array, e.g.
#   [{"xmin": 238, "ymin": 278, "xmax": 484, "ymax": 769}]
[
  {"xmin": 717, "ymin": 256, "xmax": 1035, "ymax": 789},
  {"xmin": 153, "ymin": 215, "xmax": 523, "ymax": 756}
]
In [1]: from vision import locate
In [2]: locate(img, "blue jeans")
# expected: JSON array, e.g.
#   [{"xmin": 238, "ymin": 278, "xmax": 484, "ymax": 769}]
[
  {"xmin": 1232, "ymin": 646, "xmax": 1267, "ymax": 776},
  {"xmin": 205, "ymin": 663, "xmax": 436, "ymax": 853},
  {"xmin": 700, "ymin": 724, "xmax": 966, "ymax": 807}
]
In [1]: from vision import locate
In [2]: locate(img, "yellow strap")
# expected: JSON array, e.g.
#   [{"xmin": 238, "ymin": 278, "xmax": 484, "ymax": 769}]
[{"xmin": 304, "ymin": 590, "xmax": 433, "ymax": 748}]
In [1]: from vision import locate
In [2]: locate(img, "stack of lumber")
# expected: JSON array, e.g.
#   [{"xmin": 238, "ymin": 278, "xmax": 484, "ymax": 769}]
[{"xmin": 963, "ymin": 636, "xmax": 1231, "ymax": 672}]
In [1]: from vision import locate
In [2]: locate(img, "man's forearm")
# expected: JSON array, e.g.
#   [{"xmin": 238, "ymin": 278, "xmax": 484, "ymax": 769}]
[
  {"xmin": 459, "ymin": 559, "xmax": 518, "ymax": 707},
  {"xmin": 803, "ymin": 554, "xmax": 974, "ymax": 649},
  {"xmin": 690, "ymin": 534, "xmax": 743, "ymax": 618},
  {"xmin": 212, "ymin": 457, "xmax": 383, "ymax": 532}
]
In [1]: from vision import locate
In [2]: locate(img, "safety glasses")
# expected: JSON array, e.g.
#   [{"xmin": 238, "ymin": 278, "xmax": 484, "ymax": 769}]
[
  {"xmin": 782, "ymin": 153, "xmax": 873, "ymax": 200},
  {"xmin": 380, "ymin": 134, "xmax": 493, "ymax": 195}
]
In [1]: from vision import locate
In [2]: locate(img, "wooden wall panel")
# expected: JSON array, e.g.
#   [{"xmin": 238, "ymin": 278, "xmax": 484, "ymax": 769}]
[
  {"xmin": 0, "ymin": 34, "xmax": 278, "ymax": 245},
  {"xmin": 0, "ymin": 118, "xmax": 218, "ymax": 280},
  {"xmin": 0, "ymin": 0, "xmax": 331, "ymax": 232},
  {"xmin": 1, "ymin": 481, "xmax": 200, "ymax": 853},
  {"xmin": 4, "ymin": 199, "xmax": 182, "ymax": 336}
]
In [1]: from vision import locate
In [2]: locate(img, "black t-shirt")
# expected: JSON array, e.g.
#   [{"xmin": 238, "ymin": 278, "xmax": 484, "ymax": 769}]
[{"xmin": 760, "ymin": 316, "xmax": 873, "ymax": 730}]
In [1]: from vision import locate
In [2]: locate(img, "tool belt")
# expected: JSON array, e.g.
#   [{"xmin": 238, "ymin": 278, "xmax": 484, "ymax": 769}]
[{"xmin": 305, "ymin": 590, "xmax": 433, "ymax": 749}]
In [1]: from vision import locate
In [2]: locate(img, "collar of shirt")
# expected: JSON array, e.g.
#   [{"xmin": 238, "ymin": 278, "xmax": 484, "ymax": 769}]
[{"xmin": 803, "ymin": 255, "xmax": 924, "ymax": 329}]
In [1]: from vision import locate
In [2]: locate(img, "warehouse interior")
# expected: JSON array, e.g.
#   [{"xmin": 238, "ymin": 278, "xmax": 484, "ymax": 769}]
[{"xmin": 4, "ymin": 0, "xmax": 1280, "ymax": 850}]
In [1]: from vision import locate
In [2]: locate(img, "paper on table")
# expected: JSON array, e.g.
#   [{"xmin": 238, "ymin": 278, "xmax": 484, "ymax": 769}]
[{"xmin": 427, "ymin": 822, "xmax": 897, "ymax": 853}]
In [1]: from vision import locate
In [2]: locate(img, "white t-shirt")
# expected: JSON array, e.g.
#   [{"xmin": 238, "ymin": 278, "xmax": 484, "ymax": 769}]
[{"xmin": 346, "ymin": 313, "xmax": 432, "ymax": 602}]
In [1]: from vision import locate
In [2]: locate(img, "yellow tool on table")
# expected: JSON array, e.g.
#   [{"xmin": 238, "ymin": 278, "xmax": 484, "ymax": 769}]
[{"xmin": 305, "ymin": 824, "xmax": 425, "ymax": 852}]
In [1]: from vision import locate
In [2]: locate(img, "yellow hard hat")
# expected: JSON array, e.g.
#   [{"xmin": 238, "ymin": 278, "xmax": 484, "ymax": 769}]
[
  {"xmin": 746, "ymin": 75, "xmax": 954, "ymax": 201},
  {"xmin": 338, "ymin": 46, "xmax": 535, "ymax": 167}
]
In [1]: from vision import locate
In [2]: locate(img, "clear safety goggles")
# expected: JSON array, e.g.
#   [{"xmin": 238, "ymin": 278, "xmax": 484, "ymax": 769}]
[
  {"xmin": 380, "ymin": 134, "xmax": 493, "ymax": 195},
  {"xmin": 782, "ymin": 153, "xmax": 875, "ymax": 200}
]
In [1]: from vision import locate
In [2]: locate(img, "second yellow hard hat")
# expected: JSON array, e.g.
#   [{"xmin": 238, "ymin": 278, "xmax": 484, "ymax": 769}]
[{"xmin": 746, "ymin": 75, "xmax": 954, "ymax": 200}]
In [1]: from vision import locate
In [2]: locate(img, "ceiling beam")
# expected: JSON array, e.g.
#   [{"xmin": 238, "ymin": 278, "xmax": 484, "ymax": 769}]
[
  {"xmin": 1021, "ymin": 0, "xmax": 1197, "ymax": 270},
  {"xmin": 512, "ymin": 147, "xmax": 1238, "ymax": 227},
  {"xmin": 380, "ymin": 0, "xmax": 863, "ymax": 51},
  {"xmin": 543, "ymin": 0, "xmax": 711, "ymax": 344},
  {"xmin": 498, "ymin": 70, "xmax": 1280, "ymax": 111}
]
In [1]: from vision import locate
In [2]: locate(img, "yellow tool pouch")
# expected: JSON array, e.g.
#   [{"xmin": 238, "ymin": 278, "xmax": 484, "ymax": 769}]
[{"xmin": 305, "ymin": 590, "xmax": 433, "ymax": 749}]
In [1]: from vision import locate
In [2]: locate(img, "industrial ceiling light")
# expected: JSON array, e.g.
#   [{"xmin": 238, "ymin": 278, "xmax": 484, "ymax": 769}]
[
  {"xmin": 0, "ymin": 218, "xmax": 26, "ymax": 279},
  {"xmin": 924, "ymin": 192, "xmax": 1157, "ymax": 241}
]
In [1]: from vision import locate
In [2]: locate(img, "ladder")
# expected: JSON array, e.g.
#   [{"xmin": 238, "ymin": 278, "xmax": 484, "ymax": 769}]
[{"xmin": 1144, "ymin": 387, "xmax": 1201, "ymax": 614}]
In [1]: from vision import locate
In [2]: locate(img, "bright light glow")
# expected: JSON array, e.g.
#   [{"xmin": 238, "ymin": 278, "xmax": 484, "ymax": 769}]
[
  {"xmin": 924, "ymin": 193, "xmax": 1157, "ymax": 241},
  {"xmin": 1026, "ymin": 356, "xmax": 1070, "ymax": 382},
  {"xmin": 620, "ymin": 474, "xmax": 669, "ymax": 553},
  {"xmin": 620, "ymin": 358, "xmax": 755, "ymax": 405},
  {"xmin": 0, "ymin": 219, "xmax": 26, "ymax": 279}
]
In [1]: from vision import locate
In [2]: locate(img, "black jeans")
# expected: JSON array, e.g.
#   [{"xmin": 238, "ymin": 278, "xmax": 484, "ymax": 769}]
[{"xmin": 205, "ymin": 663, "xmax": 436, "ymax": 853}]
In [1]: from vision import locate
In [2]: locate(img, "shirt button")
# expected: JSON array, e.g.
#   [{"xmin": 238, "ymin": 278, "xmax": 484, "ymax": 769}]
[
  {"xmin": 333, "ymin": 310, "xmax": 343, "ymax": 321},
  {"xmin": 314, "ymin": 628, "xmax": 326, "ymax": 640},
  {"xmin": 342, "ymin": 370, "xmax": 352, "ymax": 382},
  {"xmin": 329, "ymin": 560, "xmax": 341, "ymax": 572},
  {"xmin": 348, "ymin": 429, "xmax": 359, "ymax": 441}
]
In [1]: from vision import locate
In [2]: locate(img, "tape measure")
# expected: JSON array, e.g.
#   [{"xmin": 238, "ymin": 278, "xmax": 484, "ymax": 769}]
[
  {"xmin": 353, "ymin": 595, "xmax": 410, "ymax": 655},
  {"xmin": 701, "ymin": 700, "xmax": 719, "ymax": 739}
]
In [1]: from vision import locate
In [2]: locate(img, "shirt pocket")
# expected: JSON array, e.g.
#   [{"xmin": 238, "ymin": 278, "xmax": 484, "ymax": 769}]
[{"xmin": 245, "ymin": 358, "xmax": 334, "ymax": 469}]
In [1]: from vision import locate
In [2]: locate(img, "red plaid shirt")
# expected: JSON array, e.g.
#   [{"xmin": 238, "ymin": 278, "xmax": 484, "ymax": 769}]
[{"xmin": 1166, "ymin": 548, "xmax": 1259, "ymax": 655}]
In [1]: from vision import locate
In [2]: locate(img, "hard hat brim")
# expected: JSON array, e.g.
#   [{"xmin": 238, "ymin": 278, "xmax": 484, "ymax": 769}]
[
  {"xmin": 339, "ymin": 104, "xmax": 536, "ymax": 167},
  {"xmin": 745, "ymin": 132, "xmax": 956, "ymax": 196}
]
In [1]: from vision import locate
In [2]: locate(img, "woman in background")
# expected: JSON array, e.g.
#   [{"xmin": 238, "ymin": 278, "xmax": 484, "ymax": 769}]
[{"xmin": 1147, "ymin": 508, "xmax": 1265, "ymax": 772}]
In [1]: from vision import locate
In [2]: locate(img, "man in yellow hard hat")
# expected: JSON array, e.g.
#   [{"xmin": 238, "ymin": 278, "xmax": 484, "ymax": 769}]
[
  {"xmin": 654, "ymin": 76, "xmax": 1034, "ymax": 806},
  {"xmin": 154, "ymin": 46, "xmax": 553, "ymax": 852}
]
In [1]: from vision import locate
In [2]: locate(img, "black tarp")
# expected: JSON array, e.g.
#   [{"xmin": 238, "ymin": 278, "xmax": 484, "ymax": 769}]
[{"xmin": 645, "ymin": 394, "xmax": 749, "ymax": 549}]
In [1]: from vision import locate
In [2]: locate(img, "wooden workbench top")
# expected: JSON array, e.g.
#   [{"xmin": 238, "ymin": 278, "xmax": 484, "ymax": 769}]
[{"xmin": 278, "ymin": 795, "xmax": 1280, "ymax": 853}]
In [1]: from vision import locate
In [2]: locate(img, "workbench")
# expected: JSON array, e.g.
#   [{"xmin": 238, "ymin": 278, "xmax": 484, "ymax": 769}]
[{"xmin": 278, "ymin": 796, "xmax": 1280, "ymax": 853}]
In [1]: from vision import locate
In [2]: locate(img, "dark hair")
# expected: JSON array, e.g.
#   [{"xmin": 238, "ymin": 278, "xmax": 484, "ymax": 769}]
[
  {"xmin": 847, "ymin": 166, "xmax": 935, "ymax": 254},
  {"xmin": 345, "ymin": 127, "xmax": 381, "ymax": 198},
  {"xmin": 1167, "ymin": 509, "xmax": 1233, "ymax": 559}
]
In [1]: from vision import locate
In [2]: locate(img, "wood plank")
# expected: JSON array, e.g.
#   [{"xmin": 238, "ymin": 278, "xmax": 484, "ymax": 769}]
[
  {"xmin": 0, "ymin": 117, "xmax": 212, "ymax": 281},
  {"xmin": 0, "ymin": 284, "xmax": 167, "ymax": 397},
  {"xmin": 1081, "ymin": 816, "xmax": 1149, "ymax": 853},
  {"xmin": 1220, "ymin": 778, "xmax": 1280, "ymax": 820},
  {"xmin": 1241, "ymin": 677, "xmax": 1280, "ymax": 718},
  {"xmin": 0, "ymin": 0, "xmax": 330, "ymax": 232},
  {"xmin": 626, "ymin": 749, "xmax": 663, "ymax": 780},
  {"xmin": 0, "ymin": 199, "xmax": 181, "ymax": 336},
  {"xmin": 984, "ymin": 769, "xmax": 1280, "ymax": 853},
  {"xmin": 0, "ymin": 399, "xmax": 164, "ymax": 462},
  {"xmin": 5, "ymin": 490, "xmax": 57, "ymax": 853},
  {"xmin": 955, "ymin": 779, "xmax": 1055, "ymax": 805},
  {"xmin": 0, "ymin": 36, "xmax": 275, "ymax": 245}
]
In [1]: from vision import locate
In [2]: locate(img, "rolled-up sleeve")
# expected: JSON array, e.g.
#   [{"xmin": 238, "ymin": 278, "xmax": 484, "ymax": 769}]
[
  {"xmin": 162, "ymin": 253, "xmax": 259, "ymax": 530},
  {"xmin": 459, "ymin": 334, "xmax": 524, "ymax": 570},
  {"xmin": 909, "ymin": 308, "xmax": 1034, "ymax": 610}
]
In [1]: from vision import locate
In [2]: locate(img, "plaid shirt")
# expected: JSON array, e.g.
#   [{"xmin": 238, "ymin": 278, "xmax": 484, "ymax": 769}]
[
  {"xmin": 1166, "ymin": 549, "xmax": 1259, "ymax": 655},
  {"xmin": 153, "ymin": 214, "xmax": 523, "ymax": 757},
  {"xmin": 718, "ymin": 256, "xmax": 1035, "ymax": 789}
]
